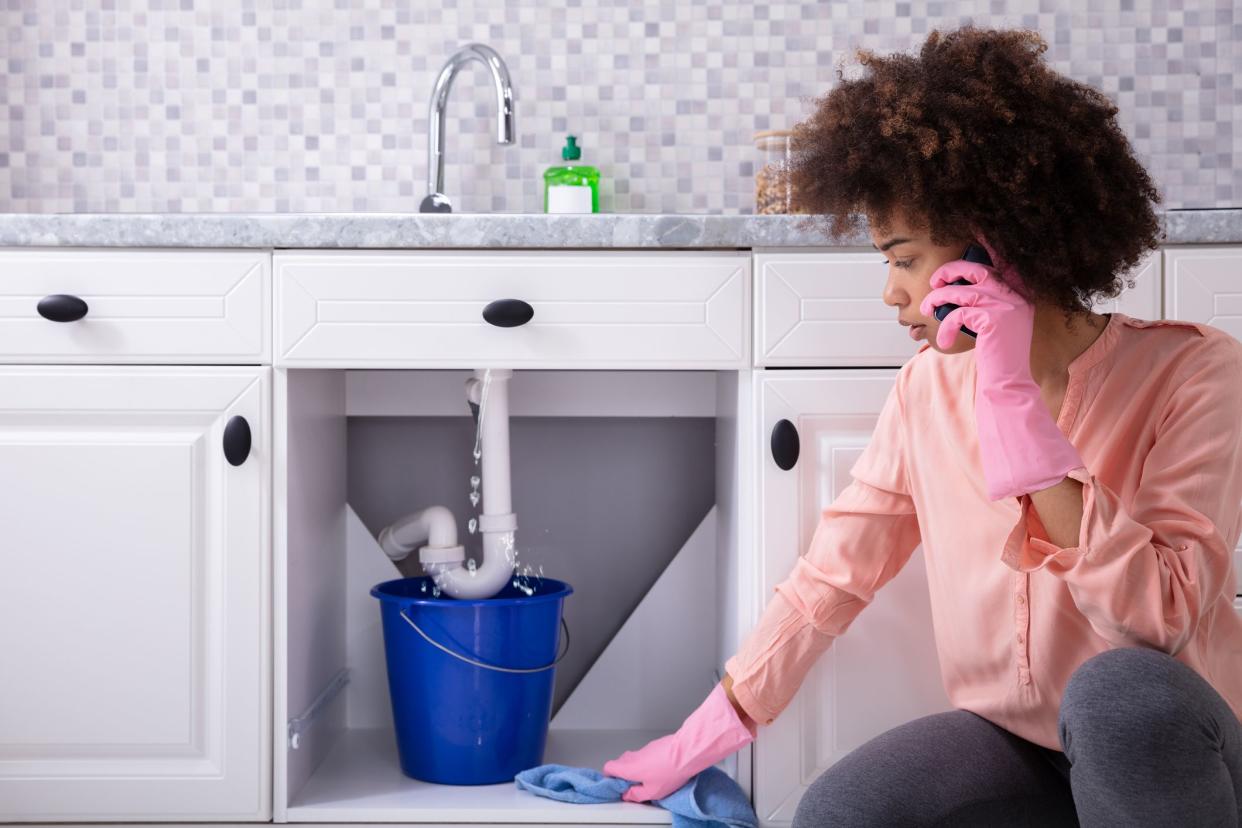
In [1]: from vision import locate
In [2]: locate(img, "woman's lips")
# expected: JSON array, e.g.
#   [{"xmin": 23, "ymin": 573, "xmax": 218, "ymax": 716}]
[{"xmin": 909, "ymin": 324, "xmax": 926, "ymax": 341}]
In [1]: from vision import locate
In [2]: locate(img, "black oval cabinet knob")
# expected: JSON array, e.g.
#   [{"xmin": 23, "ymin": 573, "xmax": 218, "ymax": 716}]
[
  {"xmin": 37, "ymin": 294, "xmax": 89, "ymax": 323},
  {"xmin": 223, "ymin": 416, "xmax": 252, "ymax": 467},
  {"xmin": 482, "ymin": 298, "xmax": 534, "ymax": 328},
  {"xmin": 771, "ymin": 419, "xmax": 800, "ymax": 471}
]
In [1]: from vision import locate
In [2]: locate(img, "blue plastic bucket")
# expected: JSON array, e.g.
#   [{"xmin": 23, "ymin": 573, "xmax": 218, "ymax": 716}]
[{"xmin": 370, "ymin": 576, "xmax": 573, "ymax": 785}]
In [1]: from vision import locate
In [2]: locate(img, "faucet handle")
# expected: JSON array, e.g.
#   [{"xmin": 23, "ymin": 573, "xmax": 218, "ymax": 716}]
[{"xmin": 419, "ymin": 192, "xmax": 453, "ymax": 213}]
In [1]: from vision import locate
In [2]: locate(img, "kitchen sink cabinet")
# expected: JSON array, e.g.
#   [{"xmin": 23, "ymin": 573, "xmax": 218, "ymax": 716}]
[
  {"xmin": 275, "ymin": 365, "xmax": 750, "ymax": 824},
  {"xmin": 272, "ymin": 251, "xmax": 754, "ymax": 823},
  {"xmin": 1, "ymin": 243, "xmax": 1239, "ymax": 828}
]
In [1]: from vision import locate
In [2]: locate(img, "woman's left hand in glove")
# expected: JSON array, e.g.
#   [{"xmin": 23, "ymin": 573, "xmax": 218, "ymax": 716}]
[
  {"xmin": 918, "ymin": 241, "xmax": 1085, "ymax": 500},
  {"xmin": 601, "ymin": 681, "xmax": 755, "ymax": 803}
]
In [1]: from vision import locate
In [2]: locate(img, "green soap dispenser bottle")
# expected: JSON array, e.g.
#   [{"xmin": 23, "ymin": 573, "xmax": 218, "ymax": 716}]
[{"xmin": 543, "ymin": 135, "xmax": 600, "ymax": 213}]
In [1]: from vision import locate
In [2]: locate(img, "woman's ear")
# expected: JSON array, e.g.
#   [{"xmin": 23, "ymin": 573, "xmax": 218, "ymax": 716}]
[
  {"xmin": 976, "ymin": 237, "xmax": 1003, "ymax": 269},
  {"xmin": 963, "ymin": 228, "xmax": 1010, "ymax": 275}
]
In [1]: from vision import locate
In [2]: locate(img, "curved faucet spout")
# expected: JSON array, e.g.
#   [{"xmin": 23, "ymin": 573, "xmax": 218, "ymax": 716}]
[{"xmin": 422, "ymin": 43, "xmax": 516, "ymax": 213}]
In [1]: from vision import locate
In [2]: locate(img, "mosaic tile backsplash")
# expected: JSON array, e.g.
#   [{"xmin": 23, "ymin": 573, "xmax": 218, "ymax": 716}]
[{"xmin": 1, "ymin": 0, "xmax": 1239, "ymax": 214}]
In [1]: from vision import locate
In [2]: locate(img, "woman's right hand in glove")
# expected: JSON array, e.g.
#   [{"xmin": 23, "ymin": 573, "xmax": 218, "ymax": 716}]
[{"xmin": 602, "ymin": 679, "xmax": 757, "ymax": 803}]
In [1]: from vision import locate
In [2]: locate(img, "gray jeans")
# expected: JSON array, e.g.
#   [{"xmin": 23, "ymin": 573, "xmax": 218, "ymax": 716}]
[{"xmin": 792, "ymin": 647, "xmax": 1242, "ymax": 827}]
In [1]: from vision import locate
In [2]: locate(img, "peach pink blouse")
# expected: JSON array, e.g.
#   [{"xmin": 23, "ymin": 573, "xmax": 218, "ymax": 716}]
[{"xmin": 725, "ymin": 312, "xmax": 1242, "ymax": 749}]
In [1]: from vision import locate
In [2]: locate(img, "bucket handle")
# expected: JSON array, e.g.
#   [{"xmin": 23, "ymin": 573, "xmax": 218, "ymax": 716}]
[{"xmin": 400, "ymin": 607, "xmax": 571, "ymax": 674}]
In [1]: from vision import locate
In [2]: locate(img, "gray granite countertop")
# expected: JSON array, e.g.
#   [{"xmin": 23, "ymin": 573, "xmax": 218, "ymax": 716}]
[{"xmin": 0, "ymin": 210, "xmax": 1239, "ymax": 249}]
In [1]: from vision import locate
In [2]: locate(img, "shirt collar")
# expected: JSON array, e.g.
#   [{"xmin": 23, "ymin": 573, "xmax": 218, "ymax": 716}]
[{"xmin": 1066, "ymin": 311, "xmax": 1123, "ymax": 377}]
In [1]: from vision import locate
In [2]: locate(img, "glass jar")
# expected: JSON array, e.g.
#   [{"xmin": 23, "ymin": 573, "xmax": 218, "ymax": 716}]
[{"xmin": 753, "ymin": 130, "xmax": 794, "ymax": 214}]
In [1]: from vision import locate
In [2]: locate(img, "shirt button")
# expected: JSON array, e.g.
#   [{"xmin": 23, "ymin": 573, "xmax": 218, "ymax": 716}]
[
  {"xmin": 1016, "ymin": 633, "xmax": 1025, "ymax": 643},
  {"xmin": 1016, "ymin": 595, "xmax": 1025, "ymax": 605}
]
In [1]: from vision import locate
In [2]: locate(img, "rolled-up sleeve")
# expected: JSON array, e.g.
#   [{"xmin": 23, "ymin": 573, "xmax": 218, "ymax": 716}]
[
  {"xmin": 725, "ymin": 370, "xmax": 923, "ymax": 725},
  {"xmin": 1001, "ymin": 333, "xmax": 1242, "ymax": 655}
]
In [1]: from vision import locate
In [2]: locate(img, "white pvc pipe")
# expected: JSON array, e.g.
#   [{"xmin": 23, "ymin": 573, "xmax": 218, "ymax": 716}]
[
  {"xmin": 428, "ymin": 369, "xmax": 517, "ymax": 599},
  {"xmin": 378, "ymin": 504, "xmax": 463, "ymax": 563},
  {"xmin": 424, "ymin": 528, "xmax": 515, "ymax": 599},
  {"xmin": 475, "ymin": 368, "xmax": 513, "ymax": 516},
  {"xmin": 375, "ymin": 369, "xmax": 520, "ymax": 600}
]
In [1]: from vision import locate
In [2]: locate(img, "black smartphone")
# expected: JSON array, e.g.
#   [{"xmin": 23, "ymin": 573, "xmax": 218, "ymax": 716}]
[{"xmin": 931, "ymin": 243, "xmax": 993, "ymax": 339}]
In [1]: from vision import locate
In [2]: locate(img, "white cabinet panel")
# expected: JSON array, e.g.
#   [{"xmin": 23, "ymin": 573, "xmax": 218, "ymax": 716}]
[
  {"xmin": 275, "ymin": 251, "xmax": 749, "ymax": 368},
  {"xmin": 753, "ymin": 371, "xmax": 951, "ymax": 825},
  {"xmin": 1165, "ymin": 246, "xmax": 1242, "ymax": 592},
  {"xmin": 0, "ymin": 367, "xmax": 270, "ymax": 821},
  {"xmin": 0, "ymin": 249, "xmax": 270, "ymax": 363},
  {"xmin": 1165, "ymin": 246, "xmax": 1242, "ymax": 338},
  {"xmin": 755, "ymin": 252, "xmax": 909, "ymax": 367}
]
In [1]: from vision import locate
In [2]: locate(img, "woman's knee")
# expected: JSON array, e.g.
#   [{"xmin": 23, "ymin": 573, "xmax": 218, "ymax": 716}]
[
  {"xmin": 1059, "ymin": 647, "xmax": 1199, "ymax": 753},
  {"xmin": 791, "ymin": 711, "xmax": 1001, "ymax": 827},
  {"xmin": 792, "ymin": 762, "xmax": 857, "ymax": 828}
]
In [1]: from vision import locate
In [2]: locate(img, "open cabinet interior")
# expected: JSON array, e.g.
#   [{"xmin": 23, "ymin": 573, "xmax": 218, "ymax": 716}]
[{"xmin": 276, "ymin": 368, "xmax": 750, "ymax": 823}]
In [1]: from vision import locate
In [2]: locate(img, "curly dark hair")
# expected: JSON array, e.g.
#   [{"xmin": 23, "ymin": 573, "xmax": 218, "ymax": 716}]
[{"xmin": 789, "ymin": 25, "xmax": 1163, "ymax": 315}]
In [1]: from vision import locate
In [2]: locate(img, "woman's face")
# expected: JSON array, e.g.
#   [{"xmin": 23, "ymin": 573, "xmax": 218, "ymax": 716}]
[{"xmin": 869, "ymin": 212, "xmax": 977, "ymax": 355}]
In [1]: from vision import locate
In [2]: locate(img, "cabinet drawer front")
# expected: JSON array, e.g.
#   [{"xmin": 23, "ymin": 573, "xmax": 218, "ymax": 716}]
[
  {"xmin": 756, "ymin": 250, "xmax": 1166, "ymax": 367},
  {"xmin": 1165, "ymin": 246, "xmax": 1242, "ymax": 340},
  {"xmin": 756, "ymin": 252, "xmax": 911, "ymax": 367},
  {"xmin": 0, "ymin": 249, "xmax": 269, "ymax": 363},
  {"xmin": 275, "ymin": 252, "xmax": 749, "ymax": 368}
]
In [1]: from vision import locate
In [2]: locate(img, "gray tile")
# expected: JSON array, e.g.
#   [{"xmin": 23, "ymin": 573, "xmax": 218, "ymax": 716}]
[{"xmin": 0, "ymin": 0, "xmax": 1237, "ymax": 212}]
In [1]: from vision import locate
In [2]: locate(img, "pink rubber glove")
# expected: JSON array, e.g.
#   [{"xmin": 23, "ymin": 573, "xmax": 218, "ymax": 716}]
[
  {"xmin": 918, "ymin": 242, "xmax": 1084, "ymax": 500},
  {"xmin": 602, "ymin": 682, "xmax": 756, "ymax": 803}
]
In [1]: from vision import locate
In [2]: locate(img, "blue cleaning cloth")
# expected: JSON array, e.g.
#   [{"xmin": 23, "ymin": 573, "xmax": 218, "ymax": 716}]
[{"xmin": 514, "ymin": 763, "xmax": 758, "ymax": 828}]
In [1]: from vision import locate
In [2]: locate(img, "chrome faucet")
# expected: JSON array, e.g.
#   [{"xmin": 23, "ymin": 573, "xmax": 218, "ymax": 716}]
[{"xmin": 420, "ymin": 43, "xmax": 516, "ymax": 213}]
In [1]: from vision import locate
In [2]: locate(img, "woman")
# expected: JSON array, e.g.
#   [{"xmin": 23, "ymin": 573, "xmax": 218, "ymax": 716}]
[{"xmin": 604, "ymin": 26, "xmax": 1242, "ymax": 826}]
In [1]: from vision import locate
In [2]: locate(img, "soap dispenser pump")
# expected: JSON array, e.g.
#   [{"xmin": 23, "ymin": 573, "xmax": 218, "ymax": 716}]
[{"xmin": 543, "ymin": 135, "xmax": 600, "ymax": 214}]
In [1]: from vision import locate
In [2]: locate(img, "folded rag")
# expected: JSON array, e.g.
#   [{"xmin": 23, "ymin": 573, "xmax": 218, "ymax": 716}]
[{"xmin": 514, "ymin": 763, "xmax": 757, "ymax": 828}]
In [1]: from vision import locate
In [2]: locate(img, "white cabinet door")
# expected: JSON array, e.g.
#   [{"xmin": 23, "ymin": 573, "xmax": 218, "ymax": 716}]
[
  {"xmin": 0, "ymin": 367, "xmax": 270, "ymax": 821},
  {"xmin": 1164, "ymin": 246, "xmax": 1242, "ymax": 592},
  {"xmin": 753, "ymin": 370, "xmax": 951, "ymax": 826}
]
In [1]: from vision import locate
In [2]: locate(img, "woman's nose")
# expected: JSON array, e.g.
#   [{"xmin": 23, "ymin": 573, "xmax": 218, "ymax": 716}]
[{"xmin": 882, "ymin": 272, "xmax": 906, "ymax": 308}]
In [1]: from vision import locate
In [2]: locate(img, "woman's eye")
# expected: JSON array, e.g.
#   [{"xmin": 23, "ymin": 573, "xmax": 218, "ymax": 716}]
[{"xmin": 882, "ymin": 259, "xmax": 914, "ymax": 269}]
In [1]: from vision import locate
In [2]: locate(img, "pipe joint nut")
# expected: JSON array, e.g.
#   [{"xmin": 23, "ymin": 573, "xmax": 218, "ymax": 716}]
[
  {"xmin": 477, "ymin": 512, "xmax": 517, "ymax": 533},
  {"xmin": 419, "ymin": 544, "xmax": 466, "ymax": 565}
]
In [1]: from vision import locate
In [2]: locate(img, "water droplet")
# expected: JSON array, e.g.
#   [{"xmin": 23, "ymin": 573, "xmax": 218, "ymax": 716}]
[
  {"xmin": 470, "ymin": 475, "xmax": 480, "ymax": 488},
  {"xmin": 467, "ymin": 558, "xmax": 477, "ymax": 573},
  {"xmin": 467, "ymin": 518, "xmax": 477, "ymax": 534},
  {"xmin": 432, "ymin": 586, "xmax": 441, "ymax": 598},
  {"xmin": 469, "ymin": 492, "xmax": 480, "ymax": 508},
  {"xmin": 420, "ymin": 580, "xmax": 427, "ymax": 593}
]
